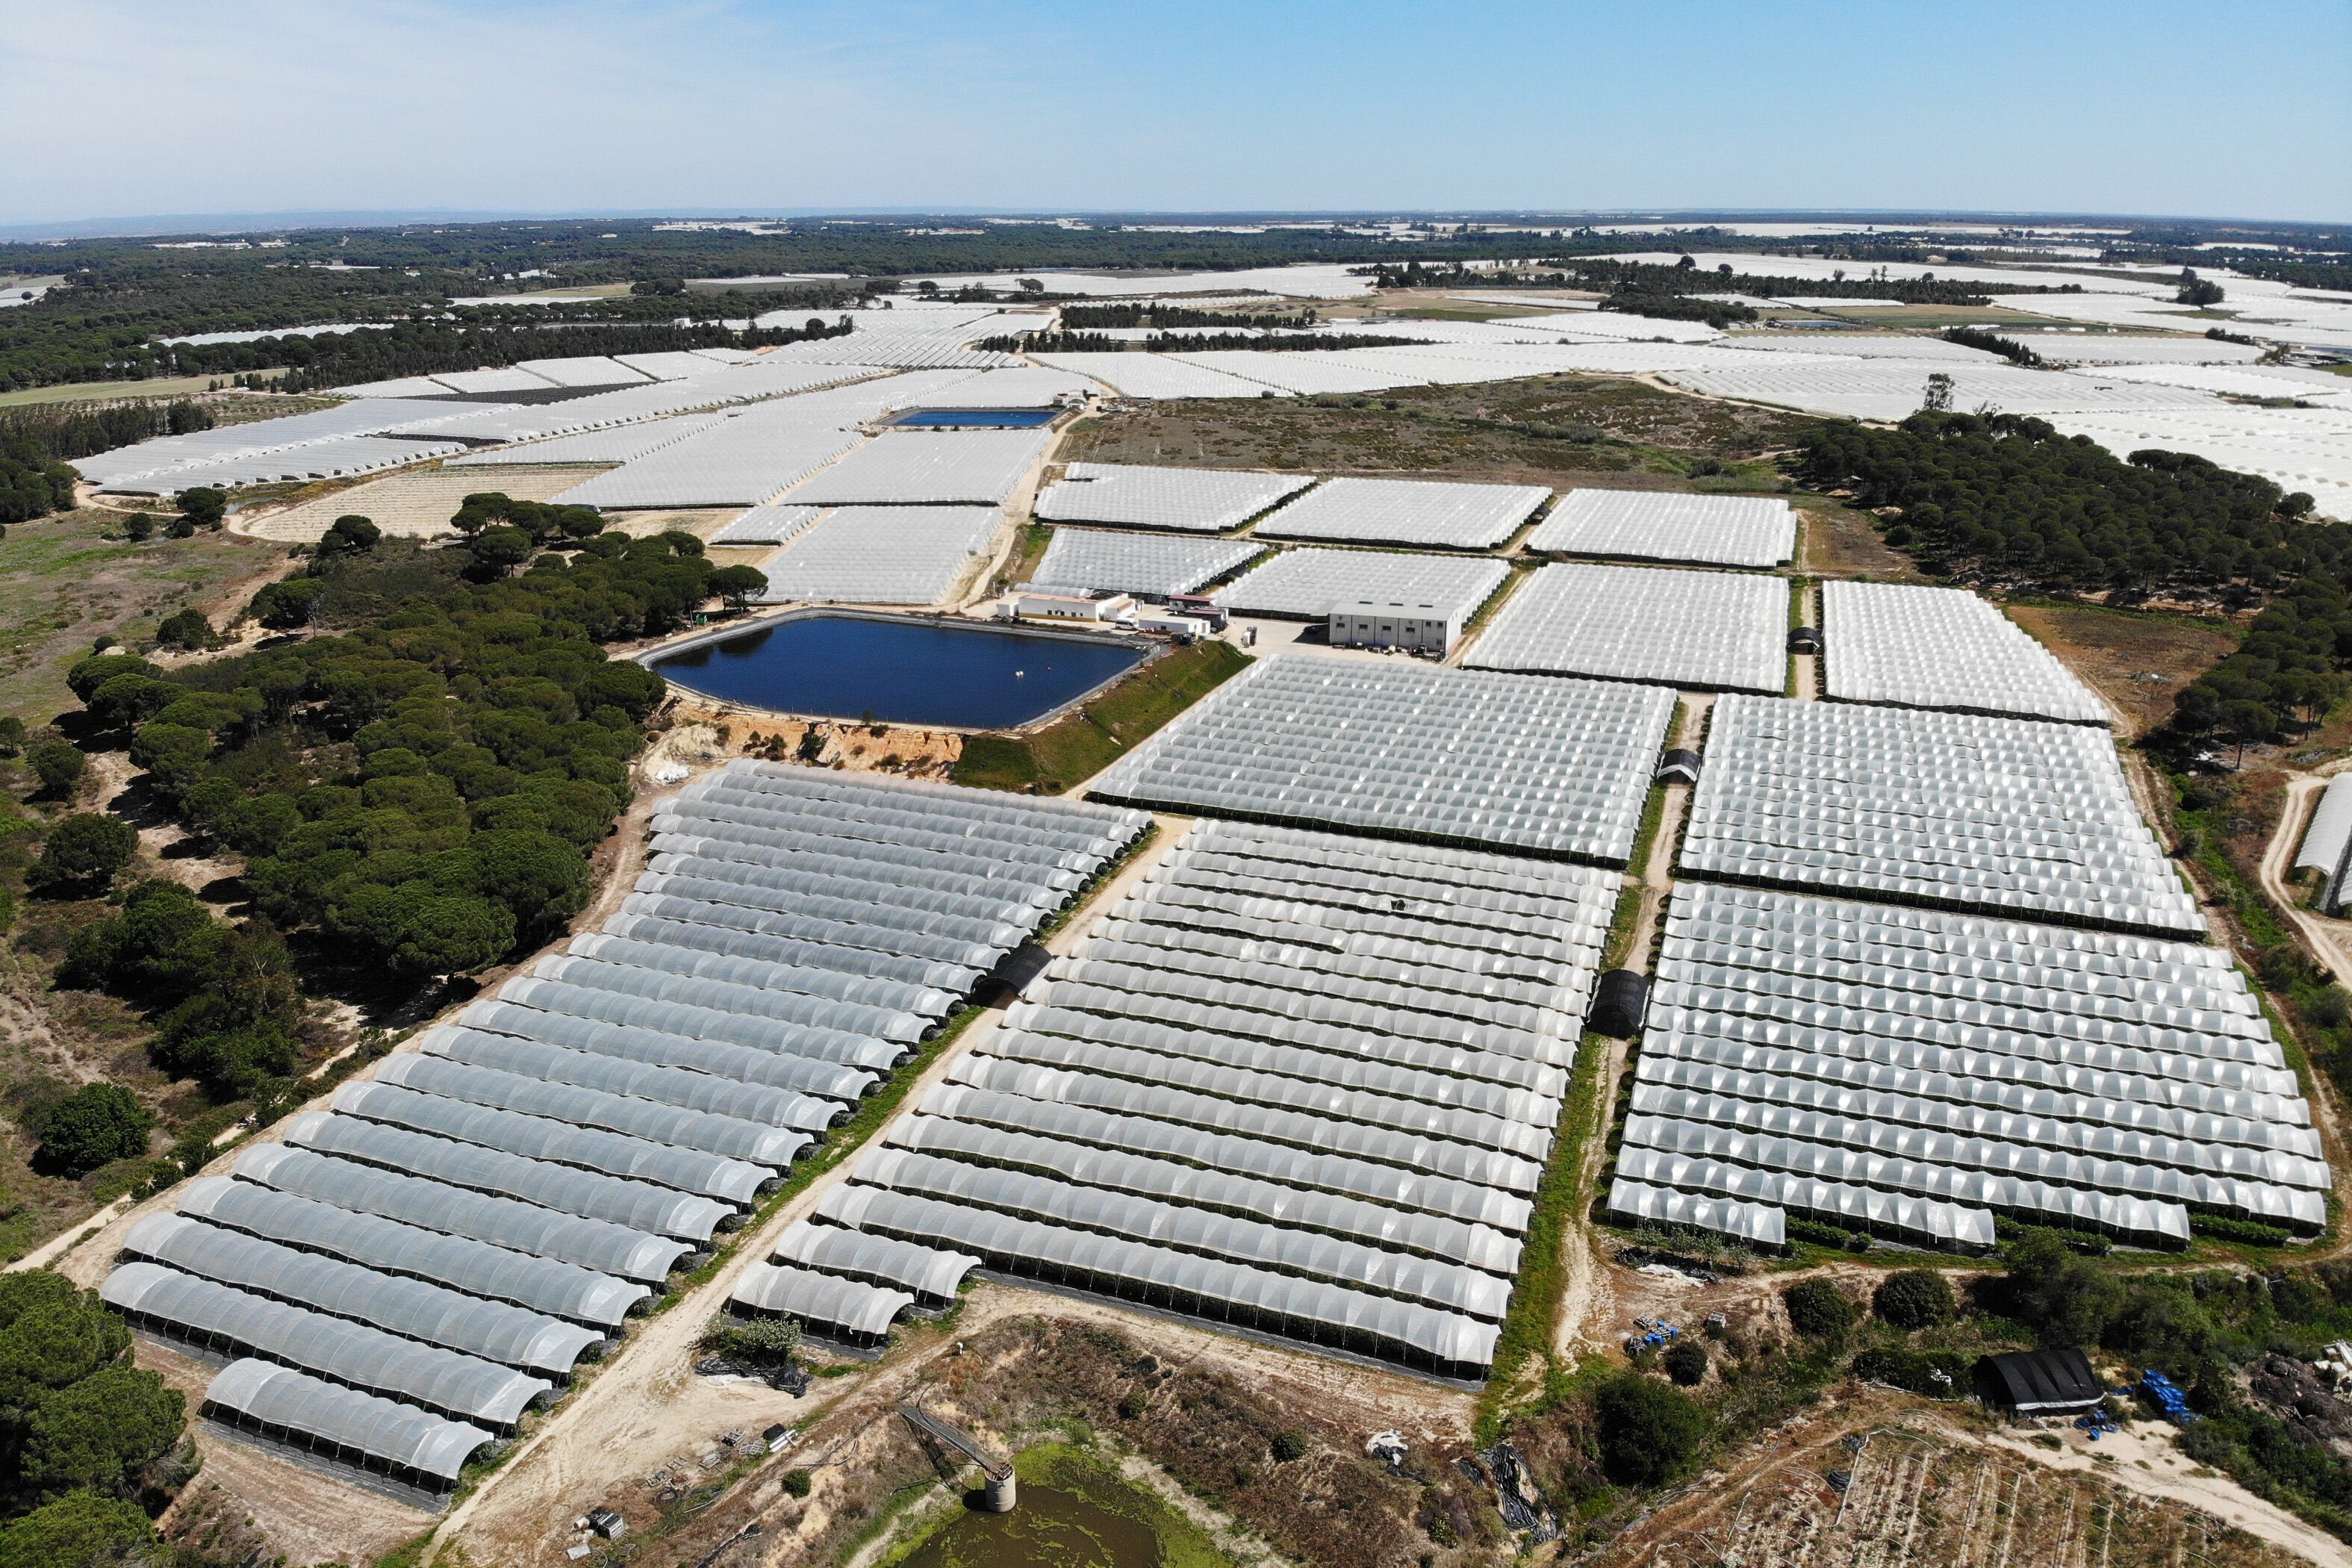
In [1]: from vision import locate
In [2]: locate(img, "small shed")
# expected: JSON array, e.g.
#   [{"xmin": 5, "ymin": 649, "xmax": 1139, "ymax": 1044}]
[
  {"xmin": 1657, "ymin": 748, "xmax": 1702, "ymax": 787},
  {"xmin": 1973, "ymin": 1348, "xmax": 2105, "ymax": 1416},
  {"xmin": 1590, "ymin": 970, "xmax": 1651, "ymax": 1038}
]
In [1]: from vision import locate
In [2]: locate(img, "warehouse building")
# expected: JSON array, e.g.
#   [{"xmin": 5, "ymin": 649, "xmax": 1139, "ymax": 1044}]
[{"xmin": 1328, "ymin": 599, "xmax": 1457, "ymax": 653}]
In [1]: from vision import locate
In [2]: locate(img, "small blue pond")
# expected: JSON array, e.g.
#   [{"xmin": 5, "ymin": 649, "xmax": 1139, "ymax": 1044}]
[
  {"xmin": 894, "ymin": 408, "xmax": 1060, "ymax": 428},
  {"xmin": 650, "ymin": 613, "xmax": 1142, "ymax": 729}
]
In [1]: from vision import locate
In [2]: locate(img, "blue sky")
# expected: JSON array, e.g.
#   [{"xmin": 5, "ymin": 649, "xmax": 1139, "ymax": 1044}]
[{"xmin": 5, "ymin": 0, "xmax": 2346, "ymax": 227}]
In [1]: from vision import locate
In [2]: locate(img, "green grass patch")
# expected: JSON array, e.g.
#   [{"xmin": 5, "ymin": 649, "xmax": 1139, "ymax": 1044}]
[
  {"xmin": 876, "ymin": 1440, "xmax": 1234, "ymax": 1567},
  {"xmin": 1477, "ymin": 1029, "xmax": 1609, "ymax": 1443},
  {"xmin": 953, "ymin": 638, "xmax": 1250, "ymax": 794}
]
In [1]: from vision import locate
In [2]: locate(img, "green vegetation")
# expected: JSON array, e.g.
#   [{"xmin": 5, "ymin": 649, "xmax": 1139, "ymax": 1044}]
[
  {"xmin": 1592, "ymin": 1373, "xmax": 1705, "ymax": 1486},
  {"xmin": 0, "ymin": 1274, "xmax": 184, "ymax": 1558},
  {"xmin": 1796, "ymin": 411, "xmax": 2325, "ymax": 600},
  {"xmin": 1872, "ymin": 1268, "xmax": 1957, "ymax": 1330},
  {"xmin": 700, "ymin": 1313, "xmax": 801, "ymax": 1371},
  {"xmin": 0, "ymin": 399, "xmax": 215, "ymax": 526},
  {"xmin": 1942, "ymin": 325, "xmax": 2042, "ymax": 365},
  {"xmin": 952, "ymin": 638, "xmax": 1249, "ymax": 793},
  {"xmin": 1780, "ymin": 1278, "xmax": 1860, "ymax": 1338},
  {"xmin": 27, "ymin": 815, "xmax": 135, "ymax": 893},
  {"xmin": 28, "ymin": 1084, "xmax": 153, "ymax": 1177}
]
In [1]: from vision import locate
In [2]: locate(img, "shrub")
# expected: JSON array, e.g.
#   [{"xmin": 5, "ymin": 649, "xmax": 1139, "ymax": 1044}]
[
  {"xmin": 0, "ymin": 1490, "xmax": 155, "ymax": 1568},
  {"xmin": 0, "ymin": 716, "xmax": 24, "ymax": 756},
  {"xmin": 29, "ymin": 744, "xmax": 85, "ymax": 798},
  {"xmin": 29, "ymin": 814, "xmax": 137, "ymax": 892},
  {"xmin": 175, "ymin": 487, "xmax": 227, "ymax": 531},
  {"xmin": 780, "ymin": 1469, "xmax": 812, "ymax": 1499},
  {"xmin": 1782, "ymin": 1278, "xmax": 1859, "ymax": 1338},
  {"xmin": 1873, "ymin": 1269, "xmax": 1957, "ymax": 1330},
  {"xmin": 32, "ymin": 1085, "xmax": 154, "ymax": 1177},
  {"xmin": 155, "ymin": 608, "xmax": 213, "ymax": 650},
  {"xmin": 1663, "ymin": 1339, "xmax": 1708, "ymax": 1386},
  {"xmin": 1271, "ymin": 1430, "xmax": 1310, "ymax": 1462},
  {"xmin": 704, "ymin": 1313, "xmax": 800, "ymax": 1369},
  {"xmin": 1593, "ymin": 1372, "xmax": 1705, "ymax": 1487}
]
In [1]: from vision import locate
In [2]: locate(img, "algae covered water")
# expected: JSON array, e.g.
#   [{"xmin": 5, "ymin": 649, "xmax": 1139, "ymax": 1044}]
[{"xmin": 891, "ymin": 1446, "xmax": 1228, "ymax": 1568}]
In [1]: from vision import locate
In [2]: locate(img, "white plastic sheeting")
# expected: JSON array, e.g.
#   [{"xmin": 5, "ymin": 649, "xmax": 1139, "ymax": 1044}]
[
  {"xmin": 446, "ymin": 412, "xmax": 730, "ymax": 467},
  {"xmin": 730, "ymin": 1262, "xmax": 914, "ymax": 1343},
  {"xmin": 1620, "ymin": 881, "xmax": 2324, "ymax": 1249},
  {"xmin": 1254, "ymin": 477, "xmax": 1551, "ymax": 550},
  {"xmin": 1684, "ymin": 696, "xmax": 2200, "ymax": 936},
  {"xmin": 1037, "ymin": 463, "xmax": 1313, "ymax": 533},
  {"xmin": 2295, "ymin": 774, "xmax": 2352, "ymax": 909},
  {"xmin": 1029, "ymin": 529, "xmax": 1263, "ymax": 597},
  {"xmin": 1089, "ymin": 654, "xmax": 1674, "ymax": 863},
  {"xmin": 202, "ymin": 1358, "xmax": 496, "ymax": 1487},
  {"xmin": 1821, "ymin": 581, "xmax": 2109, "ymax": 724},
  {"xmin": 771, "ymin": 1219, "xmax": 978, "ymax": 1304},
  {"xmin": 1465, "ymin": 563, "xmax": 1789, "ymax": 693},
  {"xmin": 806, "ymin": 820, "xmax": 1612, "ymax": 1375},
  {"xmin": 709, "ymin": 503, "xmax": 824, "ymax": 547},
  {"xmin": 1526, "ymin": 490, "xmax": 1797, "ymax": 568},
  {"xmin": 1210, "ymin": 547, "xmax": 1509, "ymax": 623},
  {"xmin": 73, "ymin": 399, "xmax": 478, "ymax": 488},
  {"xmin": 1033, "ymin": 352, "xmax": 1294, "ymax": 399},
  {"xmin": 752, "ymin": 506, "xmax": 1001, "ymax": 605},
  {"xmin": 786, "ymin": 429, "xmax": 1051, "ymax": 505}
]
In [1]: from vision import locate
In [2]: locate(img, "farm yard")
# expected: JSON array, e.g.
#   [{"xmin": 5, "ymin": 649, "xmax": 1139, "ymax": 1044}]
[{"xmin": 5, "ymin": 221, "xmax": 2352, "ymax": 1568}]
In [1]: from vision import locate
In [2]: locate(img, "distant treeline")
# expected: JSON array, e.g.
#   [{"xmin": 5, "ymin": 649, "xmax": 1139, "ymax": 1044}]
[
  {"xmin": 1371, "ymin": 256, "xmax": 2088, "ymax": 307},
  {"xmin": 1599, "ymin": 292, "xmax": 1756, "ymax": 329},
  {"xmin": 0, "ymin": 397, "xmax": 217, "ymax": 526},
  {"xmin": 223, "ymin": 317, "xmax": 853, "ymax": 393},
  {"xmin": 1942, "ymin": 326, "xmax": 2042, "ymax": 365},
  {"xmin": 1796, "ymin": 411, "xmax": 2326, "ymax": 599},
  {"xmin": 975, "ymin": 330, "xmax": 1425, "ymax": 355},
  {"xmin": 1057, "ymin": 303, "xmax": 1321, "ymax": 330}
]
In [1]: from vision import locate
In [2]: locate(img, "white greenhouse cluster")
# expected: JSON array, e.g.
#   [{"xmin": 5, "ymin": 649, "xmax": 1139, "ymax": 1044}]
[
  {"xmin": 1210, "ymin": 547, "xmax": 1509, "ymax": 623},
  {"xmin": 751, "ymin": 506, "xmax": 1002, "ymax": 606},
  {"xmin": 104, "ymin": 767, "xmax": 1144, "ymax": 1483},
  {"xmin": 2295, "ymin": 774, "xmax": 2352, "ymax": 916},
  {"xmin": 709, "ymin": 503, "xmax": 824, "ymax": 547},
  {"xmin": 1253, "ymin": 477, "xmax": 1551, "ymax": 550},
  {"xmin": 1613, "ymin": 883, "xmax": 2324, "ymax": 1251},
  {"xmin": 803, "ymin": 819, "xmax": 1618, "ymax": 1378},
  {"xmin": 1464, "ymin": 563, "xmax": 1789, "ymax": 693},
  {"xmin": 1090, "ymin": 655, "xmax": 1675, "ymax": 865},
  {"xmin": 1035, "ymin": 462, "xmax": 1313, "ymax": 533},
  {"xmin": 1682, "ymin": 697, "xmax": 2200, "ymax": 937},
  {"xmin": 1821, "ymin": 581, "xmax": 2109, "ymax": 724},
  {"xmin": 785, "ymin": 428, "xmax": 1053, "ymax": 506},
  {"xmin": 1525, "ymin": 489, "xmax": 1797, "ymax": 568},
  {"xmin": 1028, "ymin": 529, "xmax": 1264, "ymax": 599}
]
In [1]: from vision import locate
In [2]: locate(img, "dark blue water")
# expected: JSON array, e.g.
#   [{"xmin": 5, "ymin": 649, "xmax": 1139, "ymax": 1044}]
[
  {"xmin": 895, "ymin": 409, "xmax": 1060, "ymax": 428},
  {"xmin": 650, "ymin": 614, "xmax": 1141, "ymax": 728}
]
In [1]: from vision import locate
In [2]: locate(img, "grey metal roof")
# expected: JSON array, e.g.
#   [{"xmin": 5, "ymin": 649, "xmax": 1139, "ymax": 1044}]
[{"xmin": 203, "ymin": 1358, "xmax": 496, "ymax": 1485}]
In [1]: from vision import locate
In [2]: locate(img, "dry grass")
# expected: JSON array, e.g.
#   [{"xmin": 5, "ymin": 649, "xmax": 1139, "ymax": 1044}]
[
  {"xmin": 2007, "ymin": 602, "xmax": 2243, "ymax": 737},
  {"xmin": 238, "ymin": 464, "xmax": 613, "ymax": 541}
]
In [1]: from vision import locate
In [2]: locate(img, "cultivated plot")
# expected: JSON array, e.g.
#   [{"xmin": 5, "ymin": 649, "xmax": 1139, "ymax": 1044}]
[
  {"xmin": 242, "ymin": 465, "xmax": 612, "ymax": 542},
  {"xmin": 753, "ymin": 506, "xmax": 1002, "ymax": 605},
  {"xmin": 709, "ymin": 503, "xmax": 824, "ymax": 547},
  {"xmin": 1525, "ymin": 489, "xmax": 1797, "ymax": 568},
  {"xmin": 1681, "ymin": 696, "xmax": 2200, "ymax": 936},
  {"xmin": 785, "ymin": 428, "xmax": 1052, "ymax": 505},
  {"xmin": 1617, "ymin": 881, "xmax": 2321, "ymax": 1250},
  {"xmin": 1089, "ymin": 654, "xmax": 1675, "ymax": 863},
  {"xmin": 1251, "ymin": 476, "xmax": 1552, "ymax": 550},
  {"xmin": 1028, "ymin": 528, "xmax": 1264, "ymax": 598},
  {"xmin": 1036, "ymin": 462, "xmax": 1313, "ymax": 533},
  {"xmin": 99, "ymin": 767, "xmax": 1146, "ymax": 1472},
  {"xmin": 1464, "ymin": 562, "xmax": 1789, "ymax": 693},
  {"xmin": 806, "ymin": 818, "xmax": 1618, "ymax": 1378},
  {"xmin": 1210, "ymin": 547, "xmax": 1510, "ymax": 623},
  {"xmin": 1821, "ymin": 581, "xmax": 2109, "ymax": 724}
]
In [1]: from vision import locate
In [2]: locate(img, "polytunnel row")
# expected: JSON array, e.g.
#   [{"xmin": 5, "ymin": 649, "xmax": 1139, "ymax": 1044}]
[
  {"xmin": 790, "ymin": 821, "xmax": 1616, "ymax": 1378},
  {"xmin": 1604, "ymin": 881, "xmax": 2326, "ymax": 1252},
  {"xmin": 106, "ymin": 765, "xmax": 1146, "ymax": 1490}
]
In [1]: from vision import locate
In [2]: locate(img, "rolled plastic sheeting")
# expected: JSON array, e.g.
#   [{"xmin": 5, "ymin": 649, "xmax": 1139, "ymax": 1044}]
[
  {"xmin": 102, "ymin": 1263, "xmax": 549, "ymax": 1428},
  {"xmin": 204, "ymin": 1357, "xmax": 497, "ymax": 1487}
]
